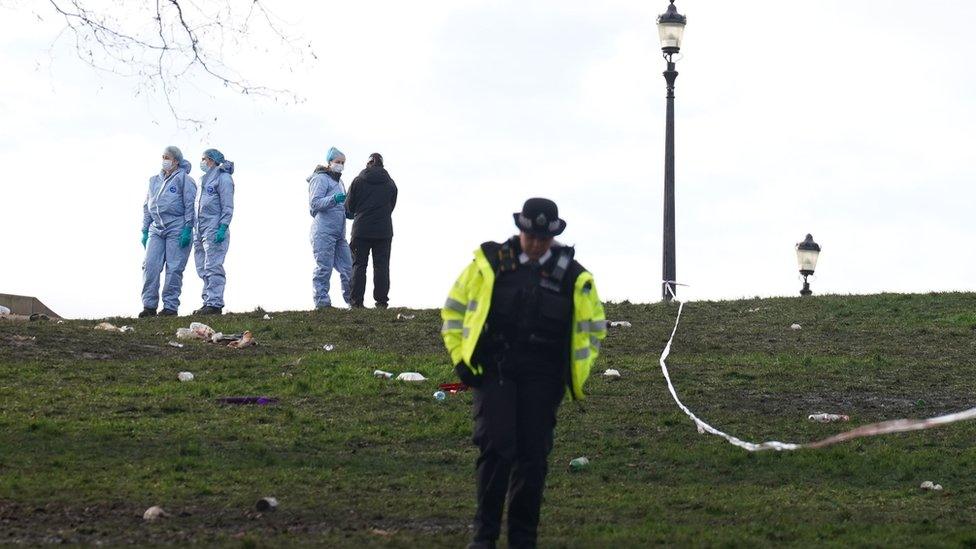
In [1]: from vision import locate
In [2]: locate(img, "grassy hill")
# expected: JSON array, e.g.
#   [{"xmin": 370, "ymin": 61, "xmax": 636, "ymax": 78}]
[{"xmin": 2, "ymin": 293, "xmax": 976, "ymax": 546}]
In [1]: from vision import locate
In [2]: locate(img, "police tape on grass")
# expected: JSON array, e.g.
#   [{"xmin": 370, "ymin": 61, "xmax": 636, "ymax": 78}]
[{"xmin": 659, "ymin": 287, "xmax": 976, "ymax": 452}]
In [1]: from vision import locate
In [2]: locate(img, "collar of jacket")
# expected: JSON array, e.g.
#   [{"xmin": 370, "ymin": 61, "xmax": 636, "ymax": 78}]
[{"xmin": 312, "ymin": 165, "xmax": 341, "ymax": 181}]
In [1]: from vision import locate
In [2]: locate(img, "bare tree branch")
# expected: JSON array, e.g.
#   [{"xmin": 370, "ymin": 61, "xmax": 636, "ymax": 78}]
[{"xmin": 26, "ymin": 0, "xmax": 315, "ymax": 129}]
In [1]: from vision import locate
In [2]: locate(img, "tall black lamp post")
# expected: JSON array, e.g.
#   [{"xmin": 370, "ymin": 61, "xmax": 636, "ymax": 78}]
[
  {"xmin": 658, "ymin": 1, "xmax": 686, "ymax": 301},
  {"xmin": 796, "ymin": 234, "xmax": 822, "ymax": 296}
]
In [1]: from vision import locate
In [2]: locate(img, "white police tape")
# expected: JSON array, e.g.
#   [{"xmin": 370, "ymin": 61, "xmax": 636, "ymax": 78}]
[{"xmin": 659, "ymin": 283, "xmax": 976, "ymax": 452}]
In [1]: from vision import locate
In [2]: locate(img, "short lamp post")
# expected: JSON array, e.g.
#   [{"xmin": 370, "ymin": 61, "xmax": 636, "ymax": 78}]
[
  {"xmin": 795, "ymin": 234, "xmax": 821, "ymax": 296},
  {"xmin": 658, "ymin": 0, "xmax": 687, "ymax": 301}
]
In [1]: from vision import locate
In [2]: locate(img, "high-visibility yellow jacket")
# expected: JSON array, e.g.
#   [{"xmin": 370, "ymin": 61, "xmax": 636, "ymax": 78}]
[{"xmin": 441, "ymin": 244, "xmax": 607, "ymax": 400}]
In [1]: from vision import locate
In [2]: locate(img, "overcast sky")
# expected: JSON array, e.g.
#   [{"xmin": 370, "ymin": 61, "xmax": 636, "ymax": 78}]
[{"xmin": 1, "ymin": 0, "xmax": 975, "ymax": 319}]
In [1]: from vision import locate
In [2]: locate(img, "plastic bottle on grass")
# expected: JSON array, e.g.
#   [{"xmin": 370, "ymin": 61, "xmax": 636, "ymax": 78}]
[{"xmin": 433, "ymin": 391, "xmax": 446, "ymax": 401}]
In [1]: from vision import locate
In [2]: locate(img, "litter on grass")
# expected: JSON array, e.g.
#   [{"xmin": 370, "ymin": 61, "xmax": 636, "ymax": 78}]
[
  {"xmin": 808, "ymin": 413, "xmax": 850, "ymax": 423},
  {"xmin": 263, "ymin": 314, "xmax": 272, "ymax": 320},
  {"xmin": 569, "ymin": 457, "xmax": 590, "ymax": 471},
  {"xmin": 609, "ymin": 321, "xmax": 632, "ymax": 328},
  {"xmin": 177, "ymin": 323, "xmax": 256, "ymax": 348},
  {"xmin": 433, "ymin": 390, "xmax": 447, "ymax": 401},
  {"xmin": 256, "ymin": 497, "xmax": 278, "ymax": 512},
  {"xmin": 439, "ymin": 382, "xmax": 468, "ymax": 393},
  {"xmin": 396, "ymin": 372, "xmax": 426, "ymax": 382},
  {"xmin": 94, "ymin": 322, "xmax": 134, "ymax": 333},
  {"xmin": 178, "ymin": 372, "xmax": 194, "ymax": 382},
  {"xmin": 176, "ymin": 322, "xmax": 215, "ymax": 340},
  {"xmin": 227, "ymin": 331, "xmax": 256, "ymax": 348},
  {"xmin": 603, "ymin": 369, "xmax": 621, "ymax": 379},
  {"xmin": 323, "ymin": 344, "xmax": 335, "ymax": 351},
  {"xmin": 790, "ymin": 323, "xmax": 802, "ymax": 330},
  {"xmin": 920, "ymin": 481, "xmax": 944, "ymax": 491},
  {"xmin": 0, "ymin": 306, "xmax": 9, "ymax": 315},
  {"xmin": 212, "ymin": 332, "xmax": 250, "ymax": 344},
  {"xmin": 168, "ymin": 341, "xmax": 184, "ymax": 348},
  {"xmin": 373, "ymin": 370, "xmax": 393, "ymax": 379},
  {"xmin": 143, "ymin": 506, "xmax": 167, "ymax": 521},
  {"xmin": 396, "ymin": 313, "xmax": 416, "ymax": 320}
]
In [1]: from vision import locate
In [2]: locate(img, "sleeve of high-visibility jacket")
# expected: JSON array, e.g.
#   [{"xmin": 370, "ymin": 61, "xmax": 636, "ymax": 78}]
[
  {"xmin": 569, "ymin": 274, "xmax": 608, "ymax": 400},
  {"xmin": 441, "ymin": 260, "xmax": 477, "ymax": 366},
  {"xmin": 182, "ymin": 175, "xmax": 197, "ymax": 228},
  {"xmin": 586, "ymin": 279, "xmax": 608, "ymax": 361}
]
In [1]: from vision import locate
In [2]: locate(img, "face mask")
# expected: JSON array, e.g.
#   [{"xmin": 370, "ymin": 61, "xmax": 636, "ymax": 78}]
[
  {"xmin": 162, "ymin": 159, "xmax": 174, "ymax": 171},
  {"xmin": 330, "ymin": 162, "xmax": 344, "ymax": 174},
  {"xmin": 200, "ymin": 161, "xmax": 212, "ymax": 173}
]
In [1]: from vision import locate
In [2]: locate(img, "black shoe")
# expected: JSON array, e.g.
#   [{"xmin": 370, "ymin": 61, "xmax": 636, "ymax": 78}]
[
  {"xmin": 159, "ymin": 309, "xmax": 178, "ymax": 316},
  {"xmin": 350, "ymin": 302, "xmax": 365, "ymax": 309},
  {"xmin": 375, "ymin": 302, "xmax": 389, "ymax": 309},
  {"xmin": 467, "ymin": 541, "xmax": 496, "ymax": 549},
  {"xmin": 138, "ymin": 308, "xmax": 157, "ymax": 318},
  {"xmin": 193, "ymin": 306, "xmax": 222, "ymax": 315}
]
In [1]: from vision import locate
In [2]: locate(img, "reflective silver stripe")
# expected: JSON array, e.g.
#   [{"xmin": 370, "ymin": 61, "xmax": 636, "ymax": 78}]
[
  {"xmin": 467, "ymin": 300, "xmax": 478, "ymax": 311},
  {"xmin": 551, "ymin": 252, "xmax": 571, "ymax": 280},
  {"xmin": 442, "ymin": 320, "xmax": 463, "ymax": 332},
  {"xmin": 574, "ymin": 348, "xmax": 590, "ymax": 360},
  {"xmin": 463, "ymin": 327, "xmax": 471, "ymax": 338},
  {"xmin": 444, "ymin": 298, "xmax": 466, "ymax": 314},
  {"xmin": 578, "ymin": 320, "xmax": 607, "ymax": 333},
  {"xmin": 554, "ymin": 253, "xmax": 571, "ymax": 272},
  {"xmin": 590, "ymin": 335, "xmax": 602, "ymax": 350}
]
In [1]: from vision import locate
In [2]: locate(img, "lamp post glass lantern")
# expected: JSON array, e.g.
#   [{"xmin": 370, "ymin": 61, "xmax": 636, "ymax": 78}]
[
  {"xmin": 657, "ymin": 1, "xmax": 687, "ymax": 55},
  {"xmin": 658, "ymin": 0, "xmax": 686, "ymax": 301},
  {"xmin": 795, "ymin": 234, "xmax": 821, "ymax": 296}
]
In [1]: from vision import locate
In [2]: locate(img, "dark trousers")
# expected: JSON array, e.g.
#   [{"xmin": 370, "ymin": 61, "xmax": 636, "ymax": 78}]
[
  {"xmin": 471, "ymin": 362, "xmax": 565, "ymax": 548},
  {"xmin": 349, "ymin": 237, "xmax": 392, "ymax": 306}
]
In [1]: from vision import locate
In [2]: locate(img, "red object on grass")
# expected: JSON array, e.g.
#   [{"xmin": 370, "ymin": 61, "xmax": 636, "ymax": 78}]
[{"xmin": 439, "ymin": 382, "xmax": 468, "ymax": 394}]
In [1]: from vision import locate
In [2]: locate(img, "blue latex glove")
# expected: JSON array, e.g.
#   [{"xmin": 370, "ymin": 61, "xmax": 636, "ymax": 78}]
[
  {"xmin": 214, "ymin": 224, "xmax": 228, "ymax": 244},
  {"xmin": 334, "ymin": 192, "xmax": 347, "ymax": 205},
  {"xmin": 141, "ymin": 229, "xmax": 149, "ymax": 248},
  {"xmin": 179, "ymin": 226, "xmax": 192, "ymax": 248}
]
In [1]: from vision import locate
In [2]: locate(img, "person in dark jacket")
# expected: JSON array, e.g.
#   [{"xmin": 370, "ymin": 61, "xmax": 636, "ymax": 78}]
[{"xmin": 345, "ymin": 153, "xmax": 398, "ymax": 308}]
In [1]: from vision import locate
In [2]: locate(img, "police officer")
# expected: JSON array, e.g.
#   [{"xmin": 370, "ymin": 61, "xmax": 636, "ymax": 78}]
[{"xmin": 441, "ymin": 198, "xmax": 607, "ymax": 549}]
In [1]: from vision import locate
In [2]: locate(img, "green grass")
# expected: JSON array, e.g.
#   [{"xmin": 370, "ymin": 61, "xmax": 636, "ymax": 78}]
[{"xmin": 2, "ymin": 293, "xmax": 976, "ymax": 546}]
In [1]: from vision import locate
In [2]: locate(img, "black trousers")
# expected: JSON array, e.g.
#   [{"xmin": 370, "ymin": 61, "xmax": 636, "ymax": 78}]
[
  {"xmin": 349, "ymin": 237, "xmax": 392, "ymax": 306},
  {"xmin": 471, "ymin": 361, "xmax": 565, "ymax": 548}
]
